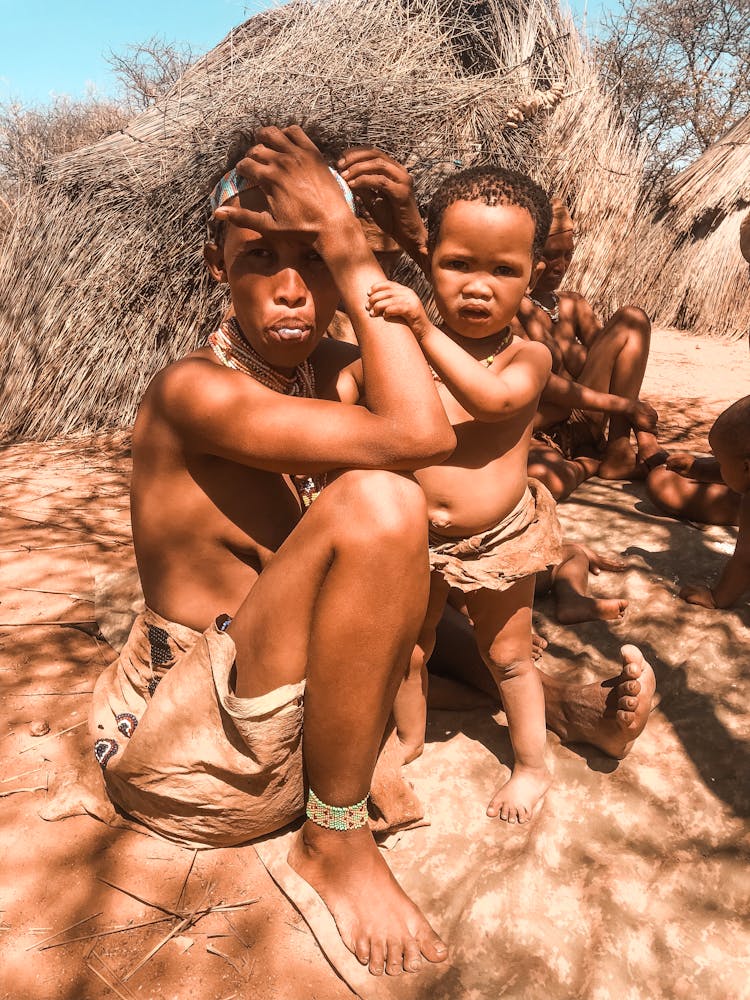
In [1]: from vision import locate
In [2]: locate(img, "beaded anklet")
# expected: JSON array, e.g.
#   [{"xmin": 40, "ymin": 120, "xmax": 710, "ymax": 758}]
[{"xmin": 306, "ymin": 788, "xmax": 369, "ymax": 831}]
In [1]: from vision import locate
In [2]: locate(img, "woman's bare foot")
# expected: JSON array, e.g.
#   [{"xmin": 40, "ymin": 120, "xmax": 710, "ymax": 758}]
[
  {"xmin": 597, "ymin": 439, "xmax": 643, "ymax": 480},
  {"xmin": 486, "ymin": 763, "xmax": 551, "ymax": 824},
  {"xmin": 556, "ymin": 594, "xmax": 628, "ymax": 624},
  {"xmin": 543, "ymin": 645, "xmax": 656, "ymax": 758},
  {"xmin": 288, "ymin": 821, "xmax": 448, "ymax": 976}
]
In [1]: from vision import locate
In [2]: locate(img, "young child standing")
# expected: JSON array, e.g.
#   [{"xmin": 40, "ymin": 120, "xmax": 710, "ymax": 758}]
[{"xmin": 368, "ymin": 166, "xmax": 563, "ymax": 824}]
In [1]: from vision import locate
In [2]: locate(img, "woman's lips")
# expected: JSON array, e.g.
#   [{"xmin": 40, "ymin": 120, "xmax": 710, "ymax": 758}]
[{"xmin": 268, "ymin": 323, "xmax": 313, "ymax": 341}]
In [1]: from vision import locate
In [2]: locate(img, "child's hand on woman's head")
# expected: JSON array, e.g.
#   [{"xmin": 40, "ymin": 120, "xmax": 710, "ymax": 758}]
[
  {"xmin": 679, "ymin": 582, "xmax": 717, "ymax": 609},
  {"xmin": 666, "ymin": 453, "xmax": 698, "ymax": 477},
  {"xmin": 338, "ymin": 147, "xmax": 426, "ymax": 254},
  {"xmin": 367, "ymin": 281, "xmax": 432, "ymax": 340}
]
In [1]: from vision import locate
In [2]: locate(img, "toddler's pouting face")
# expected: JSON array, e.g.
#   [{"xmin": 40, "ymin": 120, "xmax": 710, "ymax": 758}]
[{"xmin": 430, "ymin": 199, "xmax": 537, "ymax": 340}]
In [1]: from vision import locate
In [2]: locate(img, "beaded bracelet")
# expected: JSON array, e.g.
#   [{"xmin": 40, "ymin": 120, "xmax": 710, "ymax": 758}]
[{"xmin": 306, "ymin": 788, "xmax": 369, "ymax": 831}]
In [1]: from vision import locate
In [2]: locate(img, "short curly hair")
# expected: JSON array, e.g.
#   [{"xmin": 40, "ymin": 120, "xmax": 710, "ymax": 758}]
[{"xmin": 426, "ymin": 165, "xmax": 552, "ymax": 261}]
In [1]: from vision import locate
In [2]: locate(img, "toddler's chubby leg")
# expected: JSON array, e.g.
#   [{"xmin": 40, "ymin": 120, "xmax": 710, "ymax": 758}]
[
  {"xmin": 464, "ymin": 576, "xmax": 551, "ymax": 825},
  {"xmin": 394, "ymin": 573, "xmax": 450, "ymax": 765}
]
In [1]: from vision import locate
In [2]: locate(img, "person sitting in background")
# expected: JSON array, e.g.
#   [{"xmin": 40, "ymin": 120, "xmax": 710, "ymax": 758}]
[
  {"xmin": 647, "ymin": 396, "xmax": 750, "ymax": 609},
  {"xmin": 516, "ymin": 199, "xmax": 666, "ymax": 493}
]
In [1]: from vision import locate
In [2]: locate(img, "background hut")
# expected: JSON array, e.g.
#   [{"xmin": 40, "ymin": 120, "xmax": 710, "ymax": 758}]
[
  {"xmin": 0, "ymin": 0, "xmax": 648, "ymax": 441},
  {"xmin": 633, "ymin": 114, "xmax": 750, "ymax": 341}
]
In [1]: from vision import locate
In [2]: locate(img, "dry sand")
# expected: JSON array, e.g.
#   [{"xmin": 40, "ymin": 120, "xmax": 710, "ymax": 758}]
[{"xmin": 0, "ymin": 327, "xmax": 747, "ymax": 999}]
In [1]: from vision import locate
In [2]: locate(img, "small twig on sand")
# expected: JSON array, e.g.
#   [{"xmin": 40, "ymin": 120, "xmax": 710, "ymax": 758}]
[
  {"xmin": 89, "ymin": 949, "xmax": 137, "ymax": 1000},
  {"xmin": 38, "ymin": 916, "xmax": 172, "ymax": 950},
  {"xmin": 5, "ymin": 586, "xmax": 88, "ymax": 599},
  {"xmin": 221, "ymin": 912, "xmax": 250, "ymax": 949},
  {"xmin": 175, "ymin": 848, "xmax": 199, "ymax": 911},
  {"xmin": 86, "ymin": 958, "xmax": 135, "ymax": 1000},
  {"xmin": 97, "ymin": 878, "xmax": 183, "ymax": 918},
  {"xmin": 206, "ymin": 942, "xmax": 244, "ymax": 974},
  {"xmin": 1, "ymin": 765, "xmax": 44, "ymax": 783},
  {"xmin": 17, "ymin": 690, "xmax": 93, "ymax": 697},
  {"xmin": 19, "ymin": 719, "xmax": 86, "ymax": 753},
  {"xmin": 0, "ymin": 785, "xmax": 46, "ymax": 798},
  {"xmin": 0, "ymin": 619, "xmax": 97, "ymax": 628},
  {"xmin": 122, "ymin": 915, "xmax": 193, "ymax": 982},
  {"xmin": 27, "ymin": 912, "xmax": 103, "ymax": 950}
]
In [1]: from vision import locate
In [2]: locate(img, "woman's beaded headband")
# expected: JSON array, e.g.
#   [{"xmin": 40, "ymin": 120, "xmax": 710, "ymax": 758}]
[{"xmin": 210, "ymin": 166, "xmax": 356, "ymax": 215}]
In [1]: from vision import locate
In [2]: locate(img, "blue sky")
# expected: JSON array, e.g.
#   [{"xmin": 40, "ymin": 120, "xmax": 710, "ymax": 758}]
[{"xmin": 0, "ymin": 0, "xmax": 620, "ymax": 107}]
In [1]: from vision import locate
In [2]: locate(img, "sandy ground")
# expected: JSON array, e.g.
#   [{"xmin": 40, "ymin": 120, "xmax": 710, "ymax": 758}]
[{"xmin": 0, "ymin": 327, "xmax": 747, "ymax": 1000}]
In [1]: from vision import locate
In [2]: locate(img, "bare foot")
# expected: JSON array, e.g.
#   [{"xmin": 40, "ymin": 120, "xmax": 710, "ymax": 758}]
[
  {"xmin": 556, "ymin": 594, "xmax": 628, "ymax": 625},
  {"xmin": 486, "ymin": 764, "xmax": 551, "ymax": 824},
  {"xmin": 288, "ymin": 822, "xmax": 448, "ymax": 976},
  {"xmin": 597, "ymin": 439, "xmax": 643, "ymax": 480},
  {"xmin": 544, "ymin": 644, "xmax": 656, "ymax": 759},
  {"xmin": 584, "ymin": 548, "xmax": 628, "ymax": 574},
  {"xmin": 532, "ymin": 632, "xmax": 547, "ymax": 660},
  {"xmin": 636, "ymin": 431, "xmax": 669, "ymax": 471}
]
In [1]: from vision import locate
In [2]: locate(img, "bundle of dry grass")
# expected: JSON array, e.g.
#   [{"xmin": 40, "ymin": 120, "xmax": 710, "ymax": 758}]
[
  {"xmin": 0, "ymin": 0, "xmax": 648, "ymax": 441},
  {"xmin": 626, "ymin": 114, "xmax": 750, "ymax": 341}
]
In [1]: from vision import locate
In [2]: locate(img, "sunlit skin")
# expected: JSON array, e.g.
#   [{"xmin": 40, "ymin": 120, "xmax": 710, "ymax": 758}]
[
  {"xmin": 369, "ymin": 198, "xmax": 559, "ymax": 824},
  {"xmin": 129, "ymin": 126, "xmax": 456, "ymax": 978}
]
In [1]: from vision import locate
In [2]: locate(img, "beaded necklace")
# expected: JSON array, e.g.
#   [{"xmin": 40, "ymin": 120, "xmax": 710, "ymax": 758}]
[
  {"xmin": 208, "ymin": 317, "xmax": 325, "ymax": 508},
  {"xmin": 528, "ymin": 291, "xmax": 560, "ymax": 323},
  {"xmin": 429, "ymin": 326, "xmax": 513, "ymax": 383}
]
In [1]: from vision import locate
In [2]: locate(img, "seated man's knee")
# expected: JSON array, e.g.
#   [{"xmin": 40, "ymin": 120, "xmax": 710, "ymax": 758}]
[{"xmin": 617, "ymin": 304, "xmax": 651, "ymax": 336}]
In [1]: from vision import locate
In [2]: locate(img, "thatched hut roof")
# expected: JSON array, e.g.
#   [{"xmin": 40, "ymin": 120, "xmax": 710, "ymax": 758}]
[
  {"xmin": 630, "ymin": 114, "xmax": 750, "ymax": 340},
  {"xmin": 0, "ymin": 0, "xmax": 648, "ymax": 440}
]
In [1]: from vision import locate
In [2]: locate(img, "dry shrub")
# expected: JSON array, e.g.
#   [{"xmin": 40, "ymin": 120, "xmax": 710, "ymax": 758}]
[
  {"xmin": 0, "ymin": 0, "xmax": 648, "ymax": 441},
  {"xmin": 0, "ymin": 96, "xmax": 129, "ymax": 202}
]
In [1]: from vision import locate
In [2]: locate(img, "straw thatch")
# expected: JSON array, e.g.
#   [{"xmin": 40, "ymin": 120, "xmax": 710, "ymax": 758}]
[
  {"xmin": 0, "ymin": 0, "xmax": 648, "ymax": 441},
  {"xmin": 628, "ymin": 114, "xmax": 750, "ymax": 341}
]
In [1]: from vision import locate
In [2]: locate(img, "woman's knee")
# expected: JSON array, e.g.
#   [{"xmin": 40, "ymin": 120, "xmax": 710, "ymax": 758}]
[{"xmin": 329, "ymin": 470, "xmax": 427, "ymax": 546}]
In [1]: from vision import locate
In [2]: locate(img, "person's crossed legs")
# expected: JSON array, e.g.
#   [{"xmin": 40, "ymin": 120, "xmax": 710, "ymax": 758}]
[
  {"xmin": 227, "ymin": 469, "xmax": 448, "ymax": 978},
  {"xmin": 575, "ymin": 306, "xmax": 664, "ymax": 478}
]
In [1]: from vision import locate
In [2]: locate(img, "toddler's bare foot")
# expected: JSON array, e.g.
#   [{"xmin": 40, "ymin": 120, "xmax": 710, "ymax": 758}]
[
  {"xmin": 556, "ymin": 594, "xmax": 628, "ymax": 625},
  {"xmin": 597, "ymin": 439, "xmax": 642, "ymax": 480},
  {"xmin": 546, "ymin": 644, "xmax": 656, "ymax": 759},
  {"xmin": 288, "ymin": 821, "xmax": 448, "ymax": 976},
  {"xmin": 486, "ymin": 764, "xmax": 551, "ymax": 824}
]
